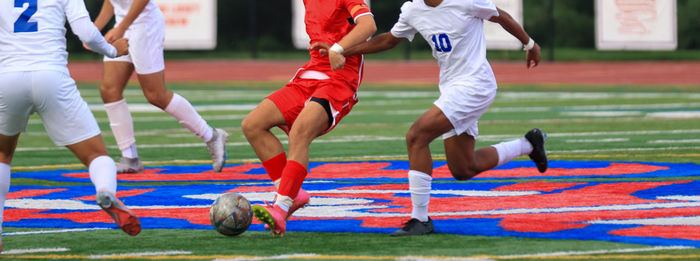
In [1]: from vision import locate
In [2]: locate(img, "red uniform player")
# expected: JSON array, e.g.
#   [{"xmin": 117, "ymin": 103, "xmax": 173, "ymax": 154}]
[{"xmin": 241, "ymin": 0, "xmax": 376, "ymax": 236}]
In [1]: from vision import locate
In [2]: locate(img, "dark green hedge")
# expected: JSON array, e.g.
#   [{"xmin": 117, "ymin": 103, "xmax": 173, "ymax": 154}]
[{"xmin": 68, "ymin": 0, "xmax": 699, "ymax": 53}]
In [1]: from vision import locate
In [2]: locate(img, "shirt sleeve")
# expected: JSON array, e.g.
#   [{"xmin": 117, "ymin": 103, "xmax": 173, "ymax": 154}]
[
  {"xmin": 341, "ymin": 0, "xmax": 373, "ymax": 22},
  {"xmin": 63, "ymin": 0, "xmax": 91, "ymax": 23},
  {"xmin": 69, "ymin": 16, "xmax": 118, "ymax": 58},
  {"xmin": 469, "ymin": 0, "xmax": 499, "ymax": 20},
  {"xmin": 389, "ymin": 2, "xmax": 417, "ymax": 42}
]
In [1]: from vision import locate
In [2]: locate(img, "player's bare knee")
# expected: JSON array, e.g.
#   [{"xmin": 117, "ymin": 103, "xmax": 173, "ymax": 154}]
[
  {"xmin": 99, "ymin": 84, "xmax": 123, "ymax": 101},
  {"xmin": 144, "ymin": 92, "xmax": 169, "ymax": 109},
  {"xmin": 240, "ymin": 117, "xmax": 258, "ymax": 138}
]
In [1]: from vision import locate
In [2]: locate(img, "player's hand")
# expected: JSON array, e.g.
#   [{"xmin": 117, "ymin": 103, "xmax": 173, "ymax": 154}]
[
  {"xmin": 105, "ymin": 26, "xmax": 126, "ymax": 43},
  {"xmin": 308, "ymin": 42, "xmax": 332, "ymax": 56},
  {"xmin": 112, "ymin": 38, "xmax": 129, "ymax": 57},
  {"xmin": 526, "ymin": 43, "xmax": 541, "ymax": 69},
  {"xmin": 329, "ymin": 50, "xmax": 346, "ymax": 70},
  {"xmin": 82, "ymin": 43, "xmax": 92, "ymax": 51}
]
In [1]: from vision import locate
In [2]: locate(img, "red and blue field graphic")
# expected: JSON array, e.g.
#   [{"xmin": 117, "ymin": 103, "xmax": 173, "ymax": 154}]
[{"xmin": 5, "ymin": 160, "xmax": 700, "ymax": 247}]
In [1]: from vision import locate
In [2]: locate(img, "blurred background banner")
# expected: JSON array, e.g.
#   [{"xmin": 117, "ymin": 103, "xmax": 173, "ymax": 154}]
[
  {"xmin": 292, "ymin": 0, "xmax": 371, "ymax": 49},
  {"xmin": 485, "ymin": 0, "xmax": 523, "ymax": 50},
  {"xmin": 154, "ymin": 0, "xmax": 217, "ymax": 50},
  {"xmin": 595, "ymin": 0, "xmax": 677, "ymax": 50}
]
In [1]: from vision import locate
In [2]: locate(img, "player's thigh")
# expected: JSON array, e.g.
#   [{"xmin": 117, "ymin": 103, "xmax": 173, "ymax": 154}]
[
  {"xmin": 290, "ymin": 101, "xmax": 329, "ymax": 141},
  {"xmin": 33, "ymin": 71, "xmax": 102, "ymax": 147},
  {"xmin": 408, "ymin": 105, "xmax": 455, "ymax": 145},
  {"xmin": 0, "ymin": 72, "xmax": 34, "ymax": 138},
  {"xmin": 242, "ymin": 98, "xmax": 287, "ymax": 132}
]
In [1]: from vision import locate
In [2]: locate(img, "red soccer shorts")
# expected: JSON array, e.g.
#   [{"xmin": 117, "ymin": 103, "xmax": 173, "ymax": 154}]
[{"xmin": 267, "ymin": 77, "xmax": 358, "ymax": 135}]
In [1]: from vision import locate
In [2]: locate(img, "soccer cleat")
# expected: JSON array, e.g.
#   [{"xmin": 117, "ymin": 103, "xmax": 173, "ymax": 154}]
[
  {"xmin": 390, "ymin": 217, "xmax": 434, "ymax": 236},
  {"xmin": 96, "ymin": 191, "xmax": 141, "ymax": 236},
  {"xmin": 524, "ymin": 128, "xmax": 548, "ymax": 173},
  {"xmin": 116, "ymin": 157, "xmax": 143, "ymax": 174},
  {"xmin": 206, "ymin": 128, "xmax": 229, "ymax": 172},
  {"xmin": 252, "ymin": 202, "xmax": 287, "ymax": 236},
  {"xmin": 287, "ymin": 189, "xmax": 310, "ymax": 219}
]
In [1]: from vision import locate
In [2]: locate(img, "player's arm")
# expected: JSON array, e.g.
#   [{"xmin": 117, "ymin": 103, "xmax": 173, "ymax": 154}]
[
  {"xmin": 343, "ymin": 32, "xmax": 404, "ymax": 56},
  {"xmin": 328, "ymin": 5, "xmax": 377, "ymax": 70},
  {"xmin": 70, "ymin": 16, "xmax": 128, "ymax": 58},
  {"xmin": 104, "ymin": 0, "xmax": 149, "ymax": 42},
  {"xmin": 489, "ymin": 8, "xmax": 540, "ymax": 68},
  {"xmin": 93, "ymin": 0, "xmax": 115, "ymax": 31}
]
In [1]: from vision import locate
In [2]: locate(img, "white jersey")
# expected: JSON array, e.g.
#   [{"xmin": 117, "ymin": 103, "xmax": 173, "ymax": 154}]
[
  {"xmin": 390, "ymin": 0, "xmax": 499, "ymax": 93},
  {"xmin": 110, "ymin": 0, "xmax": 163, "ymax": 27},
  {"xmin": 0, "ymin": 0, "xmax": 91, "ymax": 73}
]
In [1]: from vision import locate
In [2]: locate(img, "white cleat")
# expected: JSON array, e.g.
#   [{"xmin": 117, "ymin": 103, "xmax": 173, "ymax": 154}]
[{"xmin": 206, "ymin": 128, "xmax": 229, "ymax": 172}]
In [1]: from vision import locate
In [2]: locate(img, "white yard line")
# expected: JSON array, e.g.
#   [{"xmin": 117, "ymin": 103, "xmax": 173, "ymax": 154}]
[
  {"xmin": 649, "ymin": 139, "xmax": 700, "ymax": 144},
  {"xmin": 499, "ymin": 246, "xmax": 694, "ymax": 259},
  {"xmin": 89, "ymin": 251, "xmax": 192, "ymax": 259},
  {"xmin": 3, "ymin": 228, "xmax": 108, "ymax": 236},
  {"xmin": 1, "ymin": 248, "xmax": 70, "ymax": 255}
]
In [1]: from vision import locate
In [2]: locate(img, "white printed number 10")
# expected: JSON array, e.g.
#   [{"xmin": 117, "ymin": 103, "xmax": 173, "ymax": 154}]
[
  {"xmin": 14, "ymin": 0, "xmax": 38, "ymax": 33},
  {"xmin": 431, "ymin": 33, "xmax": 452, "ymax": 53}
]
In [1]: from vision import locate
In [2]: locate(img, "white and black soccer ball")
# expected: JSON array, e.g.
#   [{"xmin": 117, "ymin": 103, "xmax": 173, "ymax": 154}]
[{"xmin": 209, "ymin": 193, "xmax": 253, "ymax": 236}]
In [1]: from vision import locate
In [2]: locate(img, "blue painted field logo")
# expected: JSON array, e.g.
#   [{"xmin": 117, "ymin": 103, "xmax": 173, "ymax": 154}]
[{"xmin": 6, "ymin": 161, "xmax": 700, "ymax": 247}]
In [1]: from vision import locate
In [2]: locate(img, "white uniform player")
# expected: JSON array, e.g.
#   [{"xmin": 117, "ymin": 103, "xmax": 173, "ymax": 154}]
[
  {"xmin": 104, "ymin": 0, "xmax": 165, "ymax": 74},
  {"xmin": 0, "ymin": 0, "xmax": 142, "ymax": 248},
  {"xmin": 89, "ymin": 0, "xmax": 228, "ymax": 173},
  {"xmin": 336, "ymin": 0, "xmax": 547, "ymax": 236}
]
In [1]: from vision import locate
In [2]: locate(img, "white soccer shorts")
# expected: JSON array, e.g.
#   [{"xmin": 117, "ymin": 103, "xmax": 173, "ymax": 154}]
[
  {"xmin": 435, "ymin": 84, "xmax": 497, "ymax": 139},
  {"xmin": 0, "ymin": 70, "xmax": 101, "ymax": 146},
  {"xmin": 104, "ymin": 20, "xmax": 165, "ymax": 75}
]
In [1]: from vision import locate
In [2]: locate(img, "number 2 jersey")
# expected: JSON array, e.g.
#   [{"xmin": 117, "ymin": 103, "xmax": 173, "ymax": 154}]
[
  {"xmin": 302, "ymin": 0, "xmax": 372, "ymax": 89},
  {"xmin": 390, "ymin": 0, "xmax": 499, "ymax": 93},
  {"xmin": 0, "ymin": 0, "xmax": 113, "ymax": 74}
]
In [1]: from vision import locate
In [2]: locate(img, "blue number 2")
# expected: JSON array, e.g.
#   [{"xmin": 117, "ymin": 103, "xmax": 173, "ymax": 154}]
[
  {"xmin": 14, "ymin": 0, "xmax": 38, "ymax": 33},
  {"xmin": 431, "ymin": 33, "xmax": 452, "ymax": 53}
]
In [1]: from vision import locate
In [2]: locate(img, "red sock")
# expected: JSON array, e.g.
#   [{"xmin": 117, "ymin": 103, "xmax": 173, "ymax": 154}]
[
  {"xmin": 262, "ymin": 152, "xmax": 286, "ymax": 181},
  {"xmin": 277, "ymin": 160, "xmax": 307, "ymax": 199}
]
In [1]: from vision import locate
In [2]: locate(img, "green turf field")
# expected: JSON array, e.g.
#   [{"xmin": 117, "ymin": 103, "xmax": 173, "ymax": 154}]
[{"xmin": 3, "ymin": 82, "xmax": 699, "ymax": 260}]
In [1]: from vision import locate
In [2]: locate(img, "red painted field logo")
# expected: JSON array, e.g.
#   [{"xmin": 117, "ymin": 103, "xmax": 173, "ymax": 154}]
[{"xmin": 6, "ymin": 160, "xmax": 700, "ymax": 247}]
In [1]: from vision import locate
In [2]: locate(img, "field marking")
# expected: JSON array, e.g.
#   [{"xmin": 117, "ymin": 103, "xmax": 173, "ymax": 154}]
[
  {"xmin": 565, "ymin": 138, "xmax": 629, "ymax": 143},
  {"xmin": 89, "ymin": 251, "xmax": 192, "ymax": 259},
  {"xmin": 552, "ymin": 146, "xmax": 700, "ymax": 153},
  {"xmin": 6, "ymin": 247, "xmax": 697, "ymax": 260},
  {"xmin": 14, "ymin": 128, "xmax": 700, "ymax": 152},
  {"xmin": 1, "ymin": 248, "xmax": 69, "ymax": 254},
  {"xmin": 9, "ymin": 152, "xmax": 700, "ymax": 172},
  {"xmin": 649, "ymin": 139, "xmax": 700, "ymax": 144},
  {"xmin": 3, "ymin": 228, "xmax": 108, "ymax": 236}
]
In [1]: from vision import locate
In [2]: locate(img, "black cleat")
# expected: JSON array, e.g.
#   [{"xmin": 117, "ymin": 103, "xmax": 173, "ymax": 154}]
[
  {"xmin": 525, "ymin": 128, "xmax": 548, "ymax": 173},
  {"xmin": 390, "ymin": 218, "xmax": 434, "ymax": 236}
]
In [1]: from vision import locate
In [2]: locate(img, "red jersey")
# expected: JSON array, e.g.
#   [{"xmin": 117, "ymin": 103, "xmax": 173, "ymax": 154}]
[{"xmin": 301, "ymin": 0, "xmax": 372, "ymax": 89}]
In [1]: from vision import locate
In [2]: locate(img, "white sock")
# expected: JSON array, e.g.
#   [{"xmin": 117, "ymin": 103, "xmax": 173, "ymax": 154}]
[
  {"xmin": 0, "ymin": 163, "xmax": 10, "ymax": 233},
  {"xmin": 273, "ymin": 179, "xmax": 281, "ymax": 188},
  {"xmin": 164, "ymin": 93, "xmax": 214, "ymax": 142},
  {"xmin": 104, "ymin": 99, "xmax": 137, "ymax": 153},
  {"xmin": 89, "ymin": 156, "xmax": 117, "ymax": 194},
  {"xmin": 408, "ymin": 170, "xmax": 432, "ymax": 222},
  {"xmin": 121, "ymin": 143, "xmax": 138, "ymax": 159},
  {"xmin": 492, "ymin": 137, "xmax": 533, "ymax": 167},
  {"xmin": 274, "ymin": 194, "xmax": 292, "ymax": 212}
]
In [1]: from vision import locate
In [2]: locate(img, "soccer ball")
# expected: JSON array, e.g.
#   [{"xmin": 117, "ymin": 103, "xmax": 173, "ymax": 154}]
[{"xmin": 209, "ymin": 193, "xmax": 253, "ymax": 236}]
